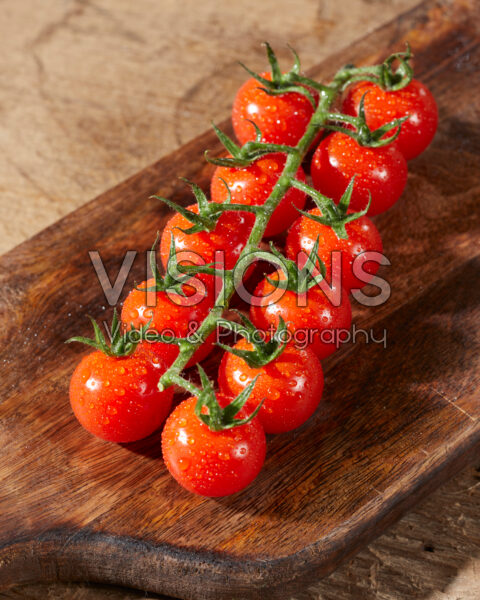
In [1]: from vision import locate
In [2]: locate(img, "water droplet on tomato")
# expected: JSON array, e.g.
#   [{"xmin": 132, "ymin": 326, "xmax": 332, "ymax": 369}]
[
  {"xmin": 235, "ymin": 445, "xmax": 248, "ymax": 457},
  {"xmin": 178, "ymin": 458, "xmax": 190, "ymax": 471},
  {"xmin": 86, "ymin": 377, "xmax": 100, "ymax": 391}
]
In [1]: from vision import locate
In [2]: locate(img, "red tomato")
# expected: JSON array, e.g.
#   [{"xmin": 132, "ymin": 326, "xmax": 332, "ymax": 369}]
[
  {"xmin": 286, "ymin": 210, "xmax": 383, "ymax": 291},
  {"xmin": 121, "ymin": 278, "xmax": 215, "ymax": 367},
  {"xmin": 160, "ymin": 204, "xmax": 253, "ymax": 287},
  {"xmin": 162, "ymin": 395, "xmax": 266, "ymax": 497},
  {"xmin": 210, "ymin": 153, "xmax": 306, "ymax": 237},
  {"xmin": 342, "ymin": 79, "xmax": 438, "ymax": 160},
  {"xmin": 69, "ymin": 345, "xmax": 173, "ymax": 443},
  {"xmin": 232, "ymin": 72, "xmax": 316, "ymax": 146},
  {"xmin": 218, "ymin": 341, "xmax": 324, "ymax": 434},
  {"xmin": 250, "ymin": 270, "xmax": 352, "ymax": 360},
  {"xmin": 311, "ymin": 132, "xmax": 408, "ymax": 216}
]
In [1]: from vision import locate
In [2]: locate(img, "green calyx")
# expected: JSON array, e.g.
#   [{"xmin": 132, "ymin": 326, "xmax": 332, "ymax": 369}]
[
  {"xmin": 66, "ymin": 309, "xmax": 152, "ymax": 358},
  {"xmin": 154, "ymin": 177, "xmax": 260, "ymax": 231},
  {"xmin": 205, "ymin": 121, "xmax": 298, "ymax": 168},
  {"xmin": 217, "ymin": 311, "xmax": 287, "ymax": 368},
  {"xmin": 326, "ymin": 44, "xmax": 413, "ymax": 147},
  {"xmin": 333, "ymin": 43, "xmax": 413, "ymax": 92},
  {"xmin": 325, "ymin": 91, "xmax": 408, "ymax": 148},
  {"xmin": 292, "ymin": 177, "xmax": 371, "ymax": 239},
  {"xmin": 194, "ymin": 365, "xmax": 262, "ymax": 431},
  {"xmin": 266, "ymin": 239, "xmax": 326, "ymax": 294},
  {"xmin": 135, "ymin": 233, "xmax": 193, "ymax": 297},
  {"xmin": 240, "ymin": 42, "xmax": 328, "ymax": 108},
  {"xmin": 152, "ymin": 178, "xmax": 229, "ymax": 234},
  {"xmin": 140, "ymin": 234, "xmax": 231, "ymax": 302}
]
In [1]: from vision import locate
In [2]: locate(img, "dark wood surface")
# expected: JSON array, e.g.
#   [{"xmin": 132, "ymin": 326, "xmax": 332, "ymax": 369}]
[{"xmin": 1, "ymin": 1, "xmax": 480, "ymax": 598}]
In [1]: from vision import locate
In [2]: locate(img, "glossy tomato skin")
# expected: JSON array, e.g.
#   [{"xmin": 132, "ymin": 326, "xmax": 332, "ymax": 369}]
[
  {"xmin": 286, "ymin": 210, "xmax": 383, "ymax": 292},
  {"xmin": 342, "ymin": 79, "xmax": 438, "ymax": 160},
  {"xmin": 69, "ymin": 345, "xmax": 173, "ymax": 443},
  {"xmin": 160, "ymin": 204, "xmax": 253, "ymax": 291},
  {"xmin": 233, "ymin": 72, "xmax": 316, "ymax": 146},
  {"xmin": 250, "ymin": 271, "xmax": 352, "ymax": 360},
  {"xmin": 211, "ymin": 153, "xmax": 306, "ymax": 237},
  {"xmin": 121, "ymin": 278, "xmax": 215, "ymax": 367},
  {"xmin": 218, "ymin": 340, "xmax": 324, "ymax": 434},
  {"xmin": 162, "ymin": 395, "xmax": 266, "ymax": 497},
  {"xmin": 311, "ymin": 132, "xmax": 408, "ymax": 216}
]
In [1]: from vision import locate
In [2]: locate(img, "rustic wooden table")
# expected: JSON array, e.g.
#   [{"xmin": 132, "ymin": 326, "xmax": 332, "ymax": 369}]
[{"xmin": 1, "ymin": 1, "xmax": 478, "ymax": 598}]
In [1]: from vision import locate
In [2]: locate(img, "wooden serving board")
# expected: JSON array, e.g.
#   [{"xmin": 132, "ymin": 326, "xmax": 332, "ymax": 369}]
[{"xmin": 1, "ymin": 1, "xmax": 480, "ymax": 598}]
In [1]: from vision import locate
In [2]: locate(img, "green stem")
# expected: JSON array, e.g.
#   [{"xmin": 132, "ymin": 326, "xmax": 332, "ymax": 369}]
[
  {"xmin": 158, "ymin": 84, "xmax": 339, "ymax": 392},
  {"xmin": 167, "ymin": 373, "xmax": 201, "ymax": 397}
]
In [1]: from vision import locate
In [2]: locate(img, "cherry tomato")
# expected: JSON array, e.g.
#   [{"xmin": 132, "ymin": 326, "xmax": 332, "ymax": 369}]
[
  {"xmin": 218, "ymin": 341, "xmax": 324, "ymax": 434},
  {"xmin": 342, "ymin": 79, "xmax": 438, "ymax": 160},
  {"xmin": 211, "ymin": 153, "xmax": 306, "ymax": 237},
  {"xmin": 69, "ymin": 345, "xmax": 173, "ymax": 443},
  {"xmin": 160, "ymin": 204, "xmax": 253, "ymax": 288},
  {"xmin": 250, "ymin": 270, "xmax": 352, "ymax": 360},
  {"xmin": 121, "ymin": 278, "xmax": 215, "ymax": 367},
  {"xmin": 286, "ymin": 210, "xmax": 383, "ymax": 291},
  {"xmin": 311, "ymin": 132, "xmax": 408, "ymax": 216},
  {"xmin": 162, "ymin": 395, "xmax": 266, "ymax": 497},
  {"xmin": 232, "ymin": 72, "xmax": 316, "ymax": 146}
]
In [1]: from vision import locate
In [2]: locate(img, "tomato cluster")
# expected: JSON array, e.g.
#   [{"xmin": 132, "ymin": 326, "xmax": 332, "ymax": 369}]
[{"xmin": 68, "ymin": 45, "xmax": 437, "ymax": 497}]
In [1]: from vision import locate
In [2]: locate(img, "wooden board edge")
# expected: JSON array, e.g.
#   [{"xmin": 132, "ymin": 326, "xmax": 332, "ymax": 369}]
[{"xmin": 2, "ymin": 418, "xmax": 479, "ymax": 600}]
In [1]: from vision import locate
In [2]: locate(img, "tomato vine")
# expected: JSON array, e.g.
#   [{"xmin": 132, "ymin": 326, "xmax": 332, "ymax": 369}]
[{"xmin": 155, "ymin": 43, "xmax": 413, "ymax": 418}]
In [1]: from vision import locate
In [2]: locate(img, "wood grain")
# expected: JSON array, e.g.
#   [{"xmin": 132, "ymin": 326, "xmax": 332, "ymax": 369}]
[
  {"xmin": 1, "ymin": 0, "xmax": 480, "ymax": 599},
  {"xmin": 3, "ymin": 463, "xmax": 479, "ymax": 600}
]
